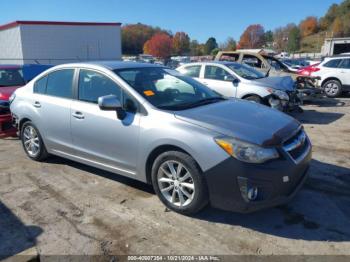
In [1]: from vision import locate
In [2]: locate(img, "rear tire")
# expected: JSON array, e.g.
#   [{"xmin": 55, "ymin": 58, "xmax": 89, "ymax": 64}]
[
  {"xmin": 151, "ymin": 151, "xmax": 209, "ymax": 215},
  {"xmin": 244, "ymin": 95, "xmax": 263, "ymax": 104},
  {"xmin": 323, "ymin": 80, "xmax": 342, "ymax": 98},
  {"xmin": 21, "ymin": 121, "xmax": 49, "ymax": 161}
]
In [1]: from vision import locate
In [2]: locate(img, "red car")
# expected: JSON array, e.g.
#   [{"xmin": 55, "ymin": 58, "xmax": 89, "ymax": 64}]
[{"xmin": 0, "ymin": 64, "xmax": 51, "ymax": 138}]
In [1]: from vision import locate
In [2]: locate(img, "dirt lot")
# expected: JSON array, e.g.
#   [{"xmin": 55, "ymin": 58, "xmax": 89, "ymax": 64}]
[{"xmin": 1, "ymin": 96, "xmax": 350, "ymax": 259}]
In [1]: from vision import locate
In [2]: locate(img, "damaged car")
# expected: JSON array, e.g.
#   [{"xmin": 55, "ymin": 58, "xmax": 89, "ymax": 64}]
[
  {"xmin": 177, "ymin": 61, "xmax": 301, "ymax": 112},
  {"xmin": 0, "ymin": 64, "xmax": 51, "ymax": 138}
]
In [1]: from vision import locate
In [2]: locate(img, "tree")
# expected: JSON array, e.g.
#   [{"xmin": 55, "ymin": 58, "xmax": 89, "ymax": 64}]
[
  {"xmin": 332, "ymin": 17, "xmax": 344, "ymax": 37},
  {"xmin": 122, "ymin": 23, "xmax": 170, "ymax": 55},
  {"xmin": 239, "ymin": 24, "xmax": 265, "ymax": 49},
  {"xmin": 264, "ymin": 30, "xmax": 274, "ymax": 44},
  {"xmin": 190, "ymin": 40, "xmax": 204, "ymax": 56},
  {"xmin": 143, "ymin": 33, "xmax": 173, "ymax": 59},
  {"xmin": 319, "ymin": 4, "xmax": 339, "ymax": 30},
  {"xmin": 172, "ymin": 32, "xmax": 190, "ymax": 55},
  {"xmin": 211, "ymin": 48, "xmax": 221, "ymax": 56},
  {"xmin": 287, "ymin": 26, "xmax": 300, "ymax": 52},
  {"xmin": 299, "ymin": 16, "xmax": 318, "ymax": 37},
  {"xmin": 204, "ymin": 37, "xmax": 218, "ymax": 55},
  {"xmin": 220, "ymin": 37, "xmax": 237, "ymax": 51}
]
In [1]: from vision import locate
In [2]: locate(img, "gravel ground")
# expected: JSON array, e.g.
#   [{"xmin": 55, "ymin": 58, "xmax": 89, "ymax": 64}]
[{"xmin": 0, "ymin": 96, "xmax": 350, "ymax": 259}]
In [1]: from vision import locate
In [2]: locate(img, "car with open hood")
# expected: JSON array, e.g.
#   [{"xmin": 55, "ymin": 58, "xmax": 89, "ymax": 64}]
[{"xmin": 10, "ymin": 62, "xmax": 311, "ymax": 214}]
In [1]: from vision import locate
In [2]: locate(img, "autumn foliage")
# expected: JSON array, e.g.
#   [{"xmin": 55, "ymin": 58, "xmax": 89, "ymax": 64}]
[
  {"xmin": 143, "ymin": 33, "xmax": 173, "ymax": 58},
  {"xmin": 172, "ymin": 32, "xmax": 190, "ymax": 55},
  {"xmin": 239, "ymin": 24, "xmax": 265, "ymax": 49},
  {"xmin": 299, "ymin": 16, "xmax": 318, "ymax": 37}
]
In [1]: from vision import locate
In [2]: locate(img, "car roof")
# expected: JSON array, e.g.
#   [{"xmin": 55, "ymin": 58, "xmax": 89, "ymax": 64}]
[
  {"xmin": 55, "ymin": 61, "xmax": 165, "ymax": 70},
  {"xmin": 182, "ymin": 61, "xmax": 240, "ymax": 66}
]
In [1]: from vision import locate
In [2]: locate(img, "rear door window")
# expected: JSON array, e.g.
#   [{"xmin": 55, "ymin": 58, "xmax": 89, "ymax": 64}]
[
  {"xmin": 242, "ymin": 55, "xmax": 262, "ymax": 68},
  {"xmin": 180, "ymin": 65, "xmax": 201, "ymax": 78},
  {"xmin": 46, "ymin": 69, "xmax": 74, "ymax": 99}
]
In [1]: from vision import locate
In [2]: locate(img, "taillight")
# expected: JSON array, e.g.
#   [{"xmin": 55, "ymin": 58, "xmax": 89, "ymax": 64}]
[{"xmin": 298, "ymin": 65, "xmax": 320, "ymax": 76}]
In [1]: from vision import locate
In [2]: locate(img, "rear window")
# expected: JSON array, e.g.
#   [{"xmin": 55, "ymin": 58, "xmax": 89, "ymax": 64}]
[
  {"xmin": 324, "ymin": 59, "xmax": 342, "ymax": 68},
  {"xmin": 33, "ymin": 76, "xmax": 48, "ymax": 94},
  {"xmin": 0, "ymin": 69, "xmax": 25, "ymax": 87}
]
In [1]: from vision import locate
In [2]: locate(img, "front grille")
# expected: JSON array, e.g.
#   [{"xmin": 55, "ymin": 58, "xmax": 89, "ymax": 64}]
[{"xmin": 283, "ymin": 130, "xmax": 310, "ymax": 163}]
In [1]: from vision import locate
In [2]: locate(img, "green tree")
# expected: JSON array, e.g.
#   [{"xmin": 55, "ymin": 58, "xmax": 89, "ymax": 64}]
[
  {"xmin": 204, "ymin": 37, "xmax": 218, "ymax": 55},
  {"xmin": 287, "ymin": 27, "xmax": 300, "ymax": 52},
  {"xmin": 190, "ymin": 40, "xmax": 204, "ymax": 56},
  {"xmin": 211, "ymin": 48, "xmax": 221, "ymax": 56},
  {"xmin": 264, "ymin": 30, "xmax": 274, "ymax": 43}
]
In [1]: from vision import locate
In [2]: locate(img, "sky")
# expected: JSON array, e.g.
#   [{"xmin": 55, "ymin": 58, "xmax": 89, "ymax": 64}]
[{"xmin": 1, "ymin": 0, "xmax": 344, "ymax": 43}]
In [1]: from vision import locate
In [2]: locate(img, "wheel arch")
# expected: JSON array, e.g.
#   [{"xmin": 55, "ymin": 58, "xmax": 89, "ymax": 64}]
[
  {"xmin": 321, "ymin": 77, "xmax": 342, "ymax": 87},
  {"xmin": 241, "ymin": 94, "xmax": 263, "ymax": 100},
  {"xmin": 19, "ymin": 117, "xmax": 32, "ymax": 134},
  {"xmin": 145, "ymin": 144, "xmax": 202, "ymax": 185}
]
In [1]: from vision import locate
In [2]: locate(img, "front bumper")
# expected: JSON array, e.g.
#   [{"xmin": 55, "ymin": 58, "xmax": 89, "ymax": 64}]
[
  {"xmin": 0, "ymin": 113, "xmax": 17, "ymax": 138},
  {"xmin": 204, "ymin": 142, "xmax": 312, "ymax": 213}
]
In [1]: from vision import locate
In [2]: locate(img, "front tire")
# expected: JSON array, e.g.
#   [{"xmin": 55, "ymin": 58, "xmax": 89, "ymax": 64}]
[
  {"xmin": 151, "ymin": 151, "xmax": 209, "ymax": 215},
  {"xmin": 21, "ymin": 121, "xmax": 49, "ymax": 161},
  {"xmin": 323, "ymin": 80, "xmax": 342, "ymax": 98}
]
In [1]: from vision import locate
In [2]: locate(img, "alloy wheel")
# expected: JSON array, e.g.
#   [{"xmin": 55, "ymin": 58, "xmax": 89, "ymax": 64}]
[
  {"xmin": 157, "ymin": 160, "xmax": 195, "ymax": 207},
  {"xmin": 23, "ymin": 126, "xmax": 40, "ymax": 157},
  {"xmin": 325, "ymin": 83, "xmax": 339, "ymax": 96}
]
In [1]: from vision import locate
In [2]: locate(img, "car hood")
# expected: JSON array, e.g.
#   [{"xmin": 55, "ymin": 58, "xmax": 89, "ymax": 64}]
[
  {"xmin": 174, "ymin": 99, "xmax": 300, "ymax": 146},
  {"xmin": 253, "ymin": 76, "xmax": 295, "ymax": 91},
  {"xmin": 0, "ymin": 86, "xmax": 20, "ymax": 100}
]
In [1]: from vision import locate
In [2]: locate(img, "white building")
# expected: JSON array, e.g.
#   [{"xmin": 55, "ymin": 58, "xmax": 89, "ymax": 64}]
[
  {"xmin": 321, "ymin": 37, "xmax": 350, "ymax": 57},
  {"xmin": 0, "ymin": 21, "xmax": 122, "ymax": 65}
]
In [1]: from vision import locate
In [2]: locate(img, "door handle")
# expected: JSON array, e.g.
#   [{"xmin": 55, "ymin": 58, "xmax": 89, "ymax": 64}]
[
  {"xmin": 72, "ymin": 111, "xmax": 85, "ymax": 119},
  {"xmin": 33, "ymin": 101, "xmax": 41, "ymax": 108},
  {"xmin": 202, "ymin": 82, "xmax": 209, "ymax": 85}
]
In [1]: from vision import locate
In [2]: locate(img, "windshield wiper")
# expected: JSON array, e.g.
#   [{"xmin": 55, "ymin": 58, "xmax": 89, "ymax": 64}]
[{"xmin": 160, "ymin": 97, "xmax": 226, "ymax": 110}]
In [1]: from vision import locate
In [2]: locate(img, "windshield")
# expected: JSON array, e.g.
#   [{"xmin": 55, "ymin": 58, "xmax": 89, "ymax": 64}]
[
  {"xmin": 226, "ymin": 63, "xmax": 265, "ymax": 80},
  {"xmin": 114, "ymin": 67, "xmax": 224, "ymax": 110},
  {"xmin": 0, "ymin": 68, "xmax": 25, "ymax": 87}
]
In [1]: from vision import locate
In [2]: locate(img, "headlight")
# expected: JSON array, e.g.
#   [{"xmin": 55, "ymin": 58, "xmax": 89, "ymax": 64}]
[
  {"xmin": 267, "ymin": 88, "xmax": 289, "ymax": 101},
  {"xmin": 215, "ymin": 136, "xmax": 279, "ymax": 164},
  {"xmin": 9, "ymin": 93, "xmax": 16, "ymax": 104}
]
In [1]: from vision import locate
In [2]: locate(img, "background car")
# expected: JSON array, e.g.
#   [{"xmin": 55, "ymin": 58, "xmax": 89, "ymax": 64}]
[
  {"xmin": 0, "ymin": 64, "xmax": 51, "ymax": 138},
  {"xmin": 215, "ymin": 51, "xmax": 294, "ymax": 77},
  {"xmin": 177, "ymin": 61, "xmax": 300, "ymax": 111},
  {"xmin": 10, "ymin": 61, "xmax": 311, "ymax": 215},
  {"xmin": 304, "ymin": 55, "xmax": 350, "ymax": 97}
]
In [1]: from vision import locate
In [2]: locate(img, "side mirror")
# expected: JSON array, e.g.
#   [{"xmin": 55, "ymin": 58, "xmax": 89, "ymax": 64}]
[
  {"xmin": 232, "ymin": 78, "xmax": 240, "ymax": 85},
  {"xmin": 98, "ymin": 95, "xmax": 126, "ymax": 120}
]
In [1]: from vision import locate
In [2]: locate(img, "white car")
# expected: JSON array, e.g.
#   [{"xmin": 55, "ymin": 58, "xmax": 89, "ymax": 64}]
[
  {"xmin": 310, "ymin": 55, "xmax": 350, "ymax": 97},
  {"xmin": 177, "ymin": 61, "xmax": 299, "ymax": 111}
]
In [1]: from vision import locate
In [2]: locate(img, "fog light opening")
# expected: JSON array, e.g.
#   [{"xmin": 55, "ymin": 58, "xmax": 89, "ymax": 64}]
[{"xmin": 247, "ymin": 187, "xmax": 258, "ymax": 201}]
